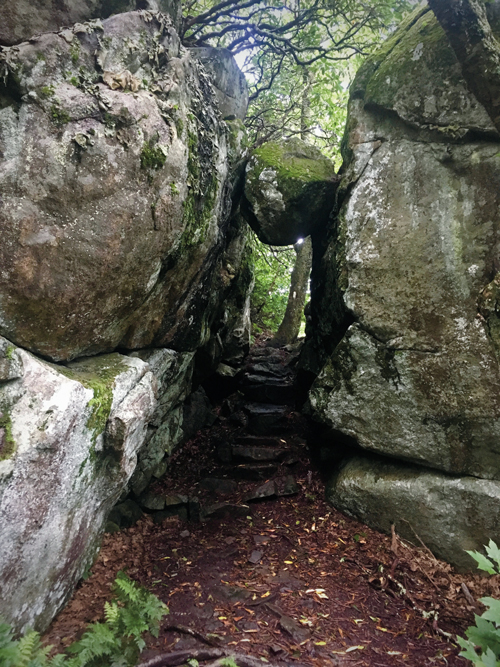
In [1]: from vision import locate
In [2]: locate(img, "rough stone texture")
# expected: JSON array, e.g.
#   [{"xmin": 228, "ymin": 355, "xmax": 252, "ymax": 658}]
[
  {"xmin": 0, "ymin": 0, "xmax": 182, "ymax": 46},
  {"xmin": 127, "ymin": 348, "xmax": 194, "ymax": 496},
  {"xmin": 0, "ymin": 342, "xmax": 156, "ymax": 632},
  {"xmin": 189, "ymin": 47, "xmax": 249, "ymax": 120},
  {"xmin": 328, "ymin": 457, "xmax": 500, "ymax": 570},
  {"xmin": 242, "ymin": 137, "xmax": 337, "ymax": 246},
  {"xmin": 307, "ymin": 5, "xmax": 500, "ymax": 566},
  {"xmin": 0, "ymin": 11, "xmax": 248, "ymax": 362}
]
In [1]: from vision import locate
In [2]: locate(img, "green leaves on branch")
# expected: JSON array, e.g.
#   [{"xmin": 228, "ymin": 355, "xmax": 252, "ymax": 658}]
[
  {"xmin": 458, "ymin": 541, "xmax": 500, "ymax": 666},
  {"xmin": 0, "ymin": 572, "xmax": 168, "ymax": 667}
]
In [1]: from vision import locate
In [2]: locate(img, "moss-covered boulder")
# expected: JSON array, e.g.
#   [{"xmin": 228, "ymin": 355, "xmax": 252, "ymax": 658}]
[
  {"xmin": 306, "ymin": 4, "xmax": 500, "ymax": 567},
  {"xmin": 242, "ymin": 138, "xmax": 337, "ymax": 246}
]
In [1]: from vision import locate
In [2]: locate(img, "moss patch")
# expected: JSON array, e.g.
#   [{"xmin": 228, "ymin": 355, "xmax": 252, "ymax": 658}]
[
  {"xmin": 58, "ymin": 355, "xmax": 126, "ymax": 453},
  {"xmin": 252, "ymin": 140, "xmax": 335, "ymax": 186},
  {"xmin": 141, "ymin": 139, "xmax": 167, "ymax": 171},
  {"xmin": 0, "ymin": 410, "xmax": 15, "ymax": 461},
  {"xmin": 50, "ymin": 104, "xmax": 71, "ymax": 126}
]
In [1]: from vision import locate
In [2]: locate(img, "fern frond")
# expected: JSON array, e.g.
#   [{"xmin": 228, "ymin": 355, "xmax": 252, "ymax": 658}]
[{"xmin": 17, "ymin": 630, "xmax": 46, "ymax": 666}]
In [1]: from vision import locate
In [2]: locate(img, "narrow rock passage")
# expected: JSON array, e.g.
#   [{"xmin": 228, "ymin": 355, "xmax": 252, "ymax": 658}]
[{"xmin": 45, "ymin": 343, "xmax": 494, "ymax": 667}]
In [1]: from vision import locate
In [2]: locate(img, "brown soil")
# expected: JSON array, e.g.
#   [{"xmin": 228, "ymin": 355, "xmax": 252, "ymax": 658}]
[{"xmin": 44, "ymin": 348, "xmax": 500, "ymax": 667}]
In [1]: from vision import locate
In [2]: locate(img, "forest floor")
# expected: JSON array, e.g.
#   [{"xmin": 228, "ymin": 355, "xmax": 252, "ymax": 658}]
[{"xmin": 44, "ymin": 343, "xmax": 500, "ymax": 667}]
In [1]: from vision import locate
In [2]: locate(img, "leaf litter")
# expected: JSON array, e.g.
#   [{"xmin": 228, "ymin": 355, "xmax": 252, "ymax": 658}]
[{"xmin": 43, "ymin": 350, "xmax": 500, "ymax": 667}]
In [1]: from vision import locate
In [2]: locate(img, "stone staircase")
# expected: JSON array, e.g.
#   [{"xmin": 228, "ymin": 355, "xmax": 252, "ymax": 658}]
[{"xmin": 107, "ymin": 343, "xmax": 308, "ymax": 530}]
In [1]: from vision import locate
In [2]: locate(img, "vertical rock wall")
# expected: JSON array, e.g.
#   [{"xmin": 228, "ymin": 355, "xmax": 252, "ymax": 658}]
[
  {"xmin": 0, "ymin": 7, "xmax": 253, "ymax": 631},
  {"xmin": 306, "ymin": 5, "xmax": 500, "ymax": 569}
]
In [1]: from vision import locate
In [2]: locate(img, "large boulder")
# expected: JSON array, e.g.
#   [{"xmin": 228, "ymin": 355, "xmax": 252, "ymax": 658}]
[
  {"xmin": 0, "ymin": 11, "xmax": 248, "ymax": 362},
  {"xmin": 307, "ymin": 5, "xmax": 500, "ymax": 567},
  {"xmin": 0, "ymin": 0, "xmax": 182, "ymax": 46},
  {"xmin": 328, "ymin": 457, "xmax": 500, "ymax": 571},
  {"xmin": 0, "ymin": 338, "xmax": 157, "ymax": 632},
  {"xmin": 242, "ymin": 138, "xmax": 337, "ymax": 246}
]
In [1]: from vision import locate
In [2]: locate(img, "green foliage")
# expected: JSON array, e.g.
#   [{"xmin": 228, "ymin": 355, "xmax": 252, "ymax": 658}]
[
  {"xmin": 0, "ymin": 572, "xmax": 168, "ymax": 667},
  {"xmin": 458, "ymin": 541, "xmax": 500, "ymax": 666},
  {"xmin": 250, "ymin": 233, "xmax": 297, "ymax": 334},
  {"xmin": 219, "ymin": 659, "xmax": 238, "ymax": 667}
]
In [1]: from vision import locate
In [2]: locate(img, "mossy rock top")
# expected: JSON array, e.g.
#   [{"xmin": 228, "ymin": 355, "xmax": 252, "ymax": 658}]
[
  {"xmin": 242, "ymin": 137, "xmax": 337, "ymax": 246},
  {"xmin": 349, "ymin": 3, "xmax": 500, "ymax": 136}
]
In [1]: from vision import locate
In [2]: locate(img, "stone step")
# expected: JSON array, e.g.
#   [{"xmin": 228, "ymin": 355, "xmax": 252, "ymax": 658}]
[
  {"xmin": 245, "ymin": 362, "xmax": 292, "ymax": 378},
  {"xmin": 241, "ymin": 380, "xmax": 295, "ymax": 406},
  {"xmin": 236, "ymin": 435, "xmax": 288, "ymax": 447},
  {"xmin": 231, "ymin": 463, "xmax": 280, "ymax": 481},
  {"xmin": 232, "ymin": 444, "xmax": 288, "ymax": 463},
  {"xmin": 243, "ymin": 475, "xmax": 299, "ymax": 502},
  {"xmin": 243, "ymin": 403, "xmax": 290, "ymax": 435}
]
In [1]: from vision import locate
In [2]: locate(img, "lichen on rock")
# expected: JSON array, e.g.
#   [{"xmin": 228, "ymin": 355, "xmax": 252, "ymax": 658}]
[{"xmin": 306, "ymin": 2, "xmax": 500, "ymax": 569}]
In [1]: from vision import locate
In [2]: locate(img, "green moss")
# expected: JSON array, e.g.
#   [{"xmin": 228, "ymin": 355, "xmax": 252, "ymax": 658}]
[
  {"xmin": 141, "ymin": 139, "xmax": 167, "ymax": 171},
  {"xmin": 50, "ymin": 104, "xmax": 71, "ymax": 126},
  {"xmin": 0, "ymin": 410, "xmax": 15, "ymax": 461},
  {"xmin": 70, "ymin": 40, "xmax": 80, "ymax": 65},
  {"xmin": 175, "ymin": 116, "xmax": 184, "ymax": 136},
  {"xmin": 5, "ymin": 345, "xmax": 14, "ymax": 361},
  {"xmin": 252, "ymin": 141, "xmax": 334, "ymax": 185},
  {"xmin": 352, "ymin": 6, "xmax": 430, "ymax": 96},
  {"xmin": 170, "ymin": 182, "xmax": 179, "ymax": 196},
  {"xmin": 58, "ymin": 356, "xmax": 126, "ymax": 456},
  {"xmin": 39, "ymin": 85, "xmax": 55, "ymax": 98},
  {"xmin": 70, "ymin": 76, "xmax": 79, "ymax": 87}
]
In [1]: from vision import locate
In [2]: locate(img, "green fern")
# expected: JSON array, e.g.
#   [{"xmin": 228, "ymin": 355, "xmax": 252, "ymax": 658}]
[
  {"xmin": 0, "ymin": 572, "xmax": 168, "ymax": 667},
  {"xmin": 458, "ymin": 541, "xmax": 500, "ymax": 666}
]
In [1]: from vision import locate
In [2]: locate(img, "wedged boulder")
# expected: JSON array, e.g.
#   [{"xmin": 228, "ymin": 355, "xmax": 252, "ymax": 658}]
[
  {"xmin": 0, "ymin": 11, "xmax": 248, "ymax": 362},
  {"xmin": 328, "ymin": 457, "xmax": 500, "ymax": 570},
  {"xmin": 242, "ymin": 137, "xmax": 337, "ymax": 246},
  {"xmin": 0, "ymin": 341, "xmax": 157, "ymax": 632},
  {"xmin": 306, "ymin": 4, "xmax": 500, "ymax": 566},
  {"xmin": 0, "ymin": 0, "xmax": 182, "ymax": 46}
]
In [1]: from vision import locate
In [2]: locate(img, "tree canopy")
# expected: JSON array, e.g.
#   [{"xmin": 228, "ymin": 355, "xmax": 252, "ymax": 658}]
[{"xmin": 181, "ymin": 0, "xmax": 413, "ymax": 155}]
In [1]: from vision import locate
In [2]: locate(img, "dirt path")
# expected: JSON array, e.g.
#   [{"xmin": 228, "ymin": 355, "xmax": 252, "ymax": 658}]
[{"xmin": 44, "ymin": 344, "xmax": 500, "ymax": 666}]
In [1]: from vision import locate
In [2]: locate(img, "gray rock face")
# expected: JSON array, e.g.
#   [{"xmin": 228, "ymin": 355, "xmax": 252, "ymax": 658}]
[
  {"xmin": 307, "ymin": 6, "xmax": 500, "ymax": 568},
  {"xmin": 0, "ymin": 0, "xmax": 182, "ymax": 46},
  {"xmin": 242, "ymin": 138, "xmax": 337, "ymax": 246},
  {"xmin": 328, "ymin": 457, "xmax": 500, "ymax": 571},
  {"xmin": 189, "ymin": 47, "xmax": 249, "ymax": 120},
  {"xmin": 0, "ymin": 11, "xmax": 247, "ymax": 362},
  {"xmin": 0, "ymin": 344, "xmax": 157, "ymax": 632}
]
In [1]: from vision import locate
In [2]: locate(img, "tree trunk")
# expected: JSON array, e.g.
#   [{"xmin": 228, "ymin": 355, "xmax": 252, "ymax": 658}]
[
  {"xmin": 300, "ymin": 67, "xmax": 314, "ymax": 140},
  {"xmin": 427, "ymin": 0, "xmax": 500, "ymax": 132},
  {"xmin": 272, "ymin": 236, "xmax": 312, "ymax": 346}
]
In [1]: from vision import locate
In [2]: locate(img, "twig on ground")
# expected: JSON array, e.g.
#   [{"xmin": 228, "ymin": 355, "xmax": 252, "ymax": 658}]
[
  {"xmin": 163, "ymin": 624, "xmax": 220, "ymax": 647},
  {"xmin": 137, "ymin": 649, "xmax": 281, "ymax": 667}
]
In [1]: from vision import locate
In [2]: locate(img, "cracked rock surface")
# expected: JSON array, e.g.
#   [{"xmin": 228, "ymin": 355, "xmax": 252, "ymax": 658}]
[{"xmin": 306, "ymin": 4, "xmax": 500, "ymax": 567}]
